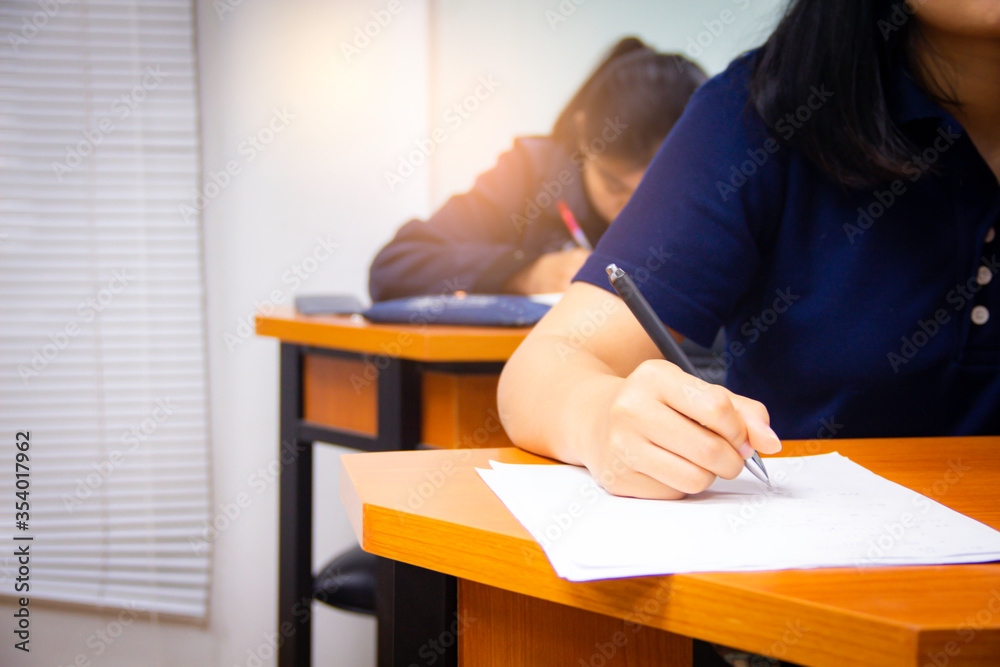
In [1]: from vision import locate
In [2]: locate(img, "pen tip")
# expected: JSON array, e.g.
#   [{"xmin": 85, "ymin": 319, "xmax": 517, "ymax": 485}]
[{"xmin": 606, "ymin": 263, "xmax": 618, "ymax": 276}]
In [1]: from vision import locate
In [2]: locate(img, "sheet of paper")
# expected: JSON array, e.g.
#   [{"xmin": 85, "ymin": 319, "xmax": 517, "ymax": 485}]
[
  {"xmin": 476, "ymin": 453, "xmax": 1000, "ymax": 581},
  {"xmin": 527, "ymin": 293, "xmax": 563, "ymax": 306}
]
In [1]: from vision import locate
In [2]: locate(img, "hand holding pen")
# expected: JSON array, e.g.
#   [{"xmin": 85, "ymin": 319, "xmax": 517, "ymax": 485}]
[{"xmin": 606, "ymin": 264, "xmax": 772, "ymax": 485}]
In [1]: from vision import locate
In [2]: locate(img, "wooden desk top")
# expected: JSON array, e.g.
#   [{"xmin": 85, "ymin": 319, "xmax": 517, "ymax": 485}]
[
  {"xmin": 255, "ymin": 308, "xmax": 529, "ymax": 361},
  {"xmin": 340, "ymin": 437, "xmax": 1000, "ymax": 667}
]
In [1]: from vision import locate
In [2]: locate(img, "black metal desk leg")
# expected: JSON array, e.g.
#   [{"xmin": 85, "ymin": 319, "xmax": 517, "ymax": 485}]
[
  {"xmin": 374, "ymin": 357, "xmax": 457, "ymax": 666},
  {"xmin": 377, "ymin": 557, "xmax": 458, "ymax": 667},
  {"xmin": 279, "ymin": 343, "xmax": 313, "ymax": 667},
  {"xmin": 375, "ymin": 356, "xmax": 422, "ymax": 450}
]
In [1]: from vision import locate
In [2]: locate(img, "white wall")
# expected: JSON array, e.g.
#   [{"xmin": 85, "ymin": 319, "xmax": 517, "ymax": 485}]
[
  {"xmin": 195, "ymin": 1, "xmax": 431, "ymax": 666},
  {"xmin": 0, "ymin": 2, "xmax": 785, "ymax": 666}
]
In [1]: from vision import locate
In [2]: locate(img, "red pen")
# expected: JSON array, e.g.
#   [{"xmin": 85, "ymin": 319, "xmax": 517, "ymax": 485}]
[{"xmin": 556, "ymin": 200, "xmax": 592, "ymax": 251}]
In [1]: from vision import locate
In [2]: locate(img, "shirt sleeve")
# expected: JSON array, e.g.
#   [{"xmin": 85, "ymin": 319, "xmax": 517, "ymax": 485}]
[
  {"xmin": 573, "ymin": 58, "xmax": 788, "ymax": 348},
  {"xmin": 368, "ymin": 138, "xmax": 556, "ymax": 301}
]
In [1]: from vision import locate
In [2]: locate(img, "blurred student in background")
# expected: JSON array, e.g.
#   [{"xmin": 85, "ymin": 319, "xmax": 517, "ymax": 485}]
[{"xmin": 368, "ymin": 37, "xmax": 707, "ymax": 301}]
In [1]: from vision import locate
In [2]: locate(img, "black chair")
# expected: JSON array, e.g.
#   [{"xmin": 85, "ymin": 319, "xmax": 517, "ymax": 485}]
[{"xmin": 314, "ymin": 544, "xmax": 377, "ymax": 616}]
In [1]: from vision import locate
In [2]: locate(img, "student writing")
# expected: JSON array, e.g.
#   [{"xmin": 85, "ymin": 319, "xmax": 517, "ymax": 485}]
[{"xmin": 498, "ymin": 0, "xmax": 1000, "ymax": 501}]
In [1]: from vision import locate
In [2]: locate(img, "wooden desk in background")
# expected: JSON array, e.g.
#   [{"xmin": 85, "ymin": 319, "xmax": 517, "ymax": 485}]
[
  {"xmin": 256, "ymin": 309, "xmax": 529, "ymax": 667},
  {"xmin": 341, "ymin": 437, "xmax": 1000, "ymax": 667}
]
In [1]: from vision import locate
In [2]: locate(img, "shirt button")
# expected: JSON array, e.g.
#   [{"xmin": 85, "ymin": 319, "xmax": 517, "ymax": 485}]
[
  {"xmin": 971, "ymin": 305, "xmax": 990, "ymax": 325},
  {"xmin": 513, "ymin": 250, "xmax": 525, "ymax": 260},
  {"xmin": 986, "ymin": 227, "xmax": 996, "ymax": 244},
  {"xmin": 977, "ymin": 266, "xmax": 993, "ymax": 285}
]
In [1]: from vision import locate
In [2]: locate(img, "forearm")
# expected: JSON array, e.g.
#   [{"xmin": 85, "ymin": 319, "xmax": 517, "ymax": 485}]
[
  {"xmin": 498, "ymin": 332, "xmax": 623, "ymax": 467},
  {"xmin": 369, "ymin": 238, "xmax": 531, "ymax": 300}
]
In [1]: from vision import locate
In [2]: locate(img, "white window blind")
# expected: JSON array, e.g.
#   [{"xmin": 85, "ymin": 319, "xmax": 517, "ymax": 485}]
[{"xmin": 0, "ymin": 0, "xmax": 211, "ymax": 618}]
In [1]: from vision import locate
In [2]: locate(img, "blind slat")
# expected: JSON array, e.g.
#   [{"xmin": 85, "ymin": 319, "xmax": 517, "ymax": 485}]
[{"xmin": 0, "ymin": 0, "xmax": 210, "ymax": 620}]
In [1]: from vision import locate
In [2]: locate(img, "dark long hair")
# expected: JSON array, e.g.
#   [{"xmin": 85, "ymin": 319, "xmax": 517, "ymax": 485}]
[
  {"xmin": 750, "ymin": 0, "xmax": 939, "ymax": 189},
  {"xmin": 552, "ymin": 37, "xmax": 708, "ymax": 167}
]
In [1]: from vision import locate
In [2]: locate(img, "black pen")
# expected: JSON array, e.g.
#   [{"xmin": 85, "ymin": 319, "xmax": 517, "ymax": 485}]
[{"xmin": 606, "ymin": 263, "xmax": 771, "ymax": 486}]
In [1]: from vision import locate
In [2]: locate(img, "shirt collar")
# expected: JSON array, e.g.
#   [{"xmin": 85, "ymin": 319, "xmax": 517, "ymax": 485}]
[{"xmin": 887, "ymin": 59, "xmax": 960, "ymax": 128}]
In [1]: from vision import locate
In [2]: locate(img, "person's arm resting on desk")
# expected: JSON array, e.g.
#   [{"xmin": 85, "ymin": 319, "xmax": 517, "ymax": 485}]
[
  {"xmin": 497, "ymin": 283, "xmax": 781, "ymax": 500},
  {"xmin": 368, "ymin": 139, "xmax": 539, "ymax": 301}
]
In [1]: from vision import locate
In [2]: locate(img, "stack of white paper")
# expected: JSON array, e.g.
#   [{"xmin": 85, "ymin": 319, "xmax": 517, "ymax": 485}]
[{"xmin": 476, "ymin": 453, "xmax": 1000, "ymax": 581}]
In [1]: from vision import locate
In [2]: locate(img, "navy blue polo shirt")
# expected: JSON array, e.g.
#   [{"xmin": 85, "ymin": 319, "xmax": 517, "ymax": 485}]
[{"xmin": 575, "ymin": 54, "xmax": 1000, "ymax": 440}]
